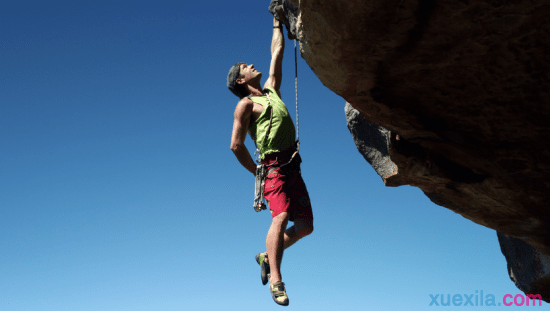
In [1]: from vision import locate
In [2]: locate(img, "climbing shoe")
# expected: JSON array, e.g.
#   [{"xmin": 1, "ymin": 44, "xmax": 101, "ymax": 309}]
[
  {"xmin": 269, "ymin": 281, "xmax": 289, "ymax": 306},
  {"xmin": 255, "ymin": 252, "xmax": 270, "ymax": 285}
]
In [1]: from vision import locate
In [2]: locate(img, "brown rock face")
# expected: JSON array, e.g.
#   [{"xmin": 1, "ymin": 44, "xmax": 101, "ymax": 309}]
[
  {"xmin": 279, "ymin": 0, "xmax": 550, "ymax": 299},
  {"xmin": 498, "ymin": 232, "xmax": 550, "ymax": 302},
  {"xmin": 287, "ymin": 0, "xmax": 550, "ymax": 252}
]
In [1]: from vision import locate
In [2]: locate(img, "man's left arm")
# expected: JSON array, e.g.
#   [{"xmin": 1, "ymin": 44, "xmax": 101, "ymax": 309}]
[{"xmin": 264, "ymin": 17, "xmax": 285, "ymax": 97}]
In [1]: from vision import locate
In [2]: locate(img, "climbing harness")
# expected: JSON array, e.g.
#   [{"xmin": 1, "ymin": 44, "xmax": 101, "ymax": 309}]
[{"xmin": 253, "ymin": 38, "xmax": 300, "ymax": 212}]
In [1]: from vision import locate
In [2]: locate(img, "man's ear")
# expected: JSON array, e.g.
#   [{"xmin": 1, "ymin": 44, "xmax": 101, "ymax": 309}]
[{"xmin": 236, "ymin": 78, "xmax": 245, "ymax": 85}]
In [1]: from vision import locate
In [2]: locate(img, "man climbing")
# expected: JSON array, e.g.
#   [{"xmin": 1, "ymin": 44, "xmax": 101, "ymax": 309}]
[{"xmin": 226, "ymin": 8, "xmax": 314, "ymax": 308}]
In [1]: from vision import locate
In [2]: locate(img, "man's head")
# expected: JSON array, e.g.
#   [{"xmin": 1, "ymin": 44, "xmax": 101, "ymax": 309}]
[{"xmin": 227, "ymin": 63, "xmax": 262, "ymax": 99}]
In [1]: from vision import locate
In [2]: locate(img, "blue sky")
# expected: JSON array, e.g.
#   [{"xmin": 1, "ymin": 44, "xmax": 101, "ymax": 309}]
[{"xmin": 1, "ymin": 1, "xmax": 546, "ymax": 310}]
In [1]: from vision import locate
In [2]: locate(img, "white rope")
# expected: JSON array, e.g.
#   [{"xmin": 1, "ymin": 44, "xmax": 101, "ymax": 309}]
[
  {"xmin": 294, "ymin": 0, "xmax": 300, "ymax": 152},
  {"xmin": 294, "ymin": 39, "xmax": 299, "ymax": 151}
]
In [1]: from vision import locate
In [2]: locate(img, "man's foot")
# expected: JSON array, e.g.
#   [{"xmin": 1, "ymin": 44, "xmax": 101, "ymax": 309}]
[
  {"xmin": 255, "ymin": 252, "xmax": 271, "ymax": 285},
  {"xmin": 269, "ymin": 281, "xmax": 289, "ymax": 306}
]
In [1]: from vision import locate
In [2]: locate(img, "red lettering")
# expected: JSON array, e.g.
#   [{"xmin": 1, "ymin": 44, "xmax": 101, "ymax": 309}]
[
  {"xmin": 514, "ymin": 294, "xmax": 525, "ymax": 306},
  {"xmin": 503, "ymin": 294, "xmax": 513, "ymax": 306},
  {"xmin": 526, "ymin": 294, "xmax": 542, "ymax": 306}
]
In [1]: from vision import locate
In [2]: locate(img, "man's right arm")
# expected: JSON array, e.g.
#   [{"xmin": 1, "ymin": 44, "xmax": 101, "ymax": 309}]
[
  {"xmin": 230, "ymin": 98, "xmax": 257, "ymax": 175},
  {"xmin": 263, "ymin": 17, "xmax": 285, "ymax": 97}
]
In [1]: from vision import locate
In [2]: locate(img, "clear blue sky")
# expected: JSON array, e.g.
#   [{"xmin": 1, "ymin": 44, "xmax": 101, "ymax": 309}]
[{"xmin": 1, "ymin": 1, "xmax": 545, "ymax": 310}]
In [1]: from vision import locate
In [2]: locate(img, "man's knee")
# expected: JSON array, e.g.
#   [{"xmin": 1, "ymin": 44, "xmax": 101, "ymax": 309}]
[
  {"xmin": 297, "ymin": 218, "xmax": 313, "ymax": 237},
  {"xmin": 304, "ymin": 222, "xmax": 314, "ymax": 236}
]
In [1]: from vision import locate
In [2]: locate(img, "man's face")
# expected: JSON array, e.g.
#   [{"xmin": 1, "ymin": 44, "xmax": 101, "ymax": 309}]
[{"xmin": 238, "ymin": 63, "xmax": 261, "ymax": 84}]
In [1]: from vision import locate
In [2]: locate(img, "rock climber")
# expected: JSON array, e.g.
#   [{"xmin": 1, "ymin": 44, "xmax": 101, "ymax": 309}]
[{"xmin": 226, "ymin": 8, "xmax": 314, "ymax": 307}]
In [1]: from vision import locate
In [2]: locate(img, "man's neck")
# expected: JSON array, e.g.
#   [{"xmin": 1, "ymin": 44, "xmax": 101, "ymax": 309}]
[{"xmin": 247, "ymin": 82, "xmax": 263, "ymax": 96}]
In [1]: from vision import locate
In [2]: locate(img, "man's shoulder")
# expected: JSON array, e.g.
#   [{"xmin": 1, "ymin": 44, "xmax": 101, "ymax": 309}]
[
  {"xmin": 236, "ymin": 96, "xmax": 253, "ymax": 106},
  {"xmin": 233, "ymin": 97, "xmax": 254, "ymax": 115}
]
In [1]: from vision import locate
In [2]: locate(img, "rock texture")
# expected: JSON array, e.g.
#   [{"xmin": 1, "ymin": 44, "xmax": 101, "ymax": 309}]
[
  {"xmin": 498, "ymin": 232, "xmax": 550, "ymax": 302},
  {"xmin": 268, "ymin": 0, "xmax": 299, "ymax": 40},
  {"xmin": 345, "ymin": 102, "xmax": 397, "ymax": 182},
  {"xmin": 277, "ymin": 0, "xmax": 550, "ymax": 301},
  {"xmin": 346, "ymin": 101, "xmax": 550, "ymax": 302}
]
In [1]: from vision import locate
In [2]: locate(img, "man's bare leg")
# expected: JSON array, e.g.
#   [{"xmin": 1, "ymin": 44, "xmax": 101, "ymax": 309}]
[
  {"xmin": 266, "ymin": 214, "xmax": 313, "ymax": 284},
  {"xmin": 266, "ymin": 212, "xmax": 289, "ymax": 284},
  {"xmin": 283, "ymin": 217, "xmax": 313, "ymax": 249}
]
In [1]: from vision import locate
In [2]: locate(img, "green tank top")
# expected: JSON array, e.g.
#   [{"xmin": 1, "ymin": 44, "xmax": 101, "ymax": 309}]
[{"xmin": 248, "ymin": 87, "xmax": 296, "ymax": 159}]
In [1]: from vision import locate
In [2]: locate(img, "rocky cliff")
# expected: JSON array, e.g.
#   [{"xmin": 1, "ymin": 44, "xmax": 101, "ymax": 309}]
[
  {"xmin": 275, "ymin": 0, "xmax": 550, "ymax": 302},
  {"xmin": 497, "ymin": 232, "xmax": 550, "ymax": 302}
]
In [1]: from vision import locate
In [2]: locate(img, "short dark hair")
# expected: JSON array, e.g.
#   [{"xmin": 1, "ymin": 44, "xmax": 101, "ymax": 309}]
[{"xmin": 227, "ymin": 63, "xmax": 248, "ymax": 99}]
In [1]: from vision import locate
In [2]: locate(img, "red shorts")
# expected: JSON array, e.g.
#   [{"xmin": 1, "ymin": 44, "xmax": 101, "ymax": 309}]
[{"xmin": 262, "ymin": 149, "xmax": 313, "ymax": 222}]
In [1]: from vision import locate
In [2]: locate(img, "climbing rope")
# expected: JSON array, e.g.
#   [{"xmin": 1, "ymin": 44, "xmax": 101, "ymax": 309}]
[
  {"xmin": 294, "ymin": 38, "xmax": 299, "ymax": 152},
  {"xmin": 294, "ymin": 0, "xmax": 300, "ymax": 152}
]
